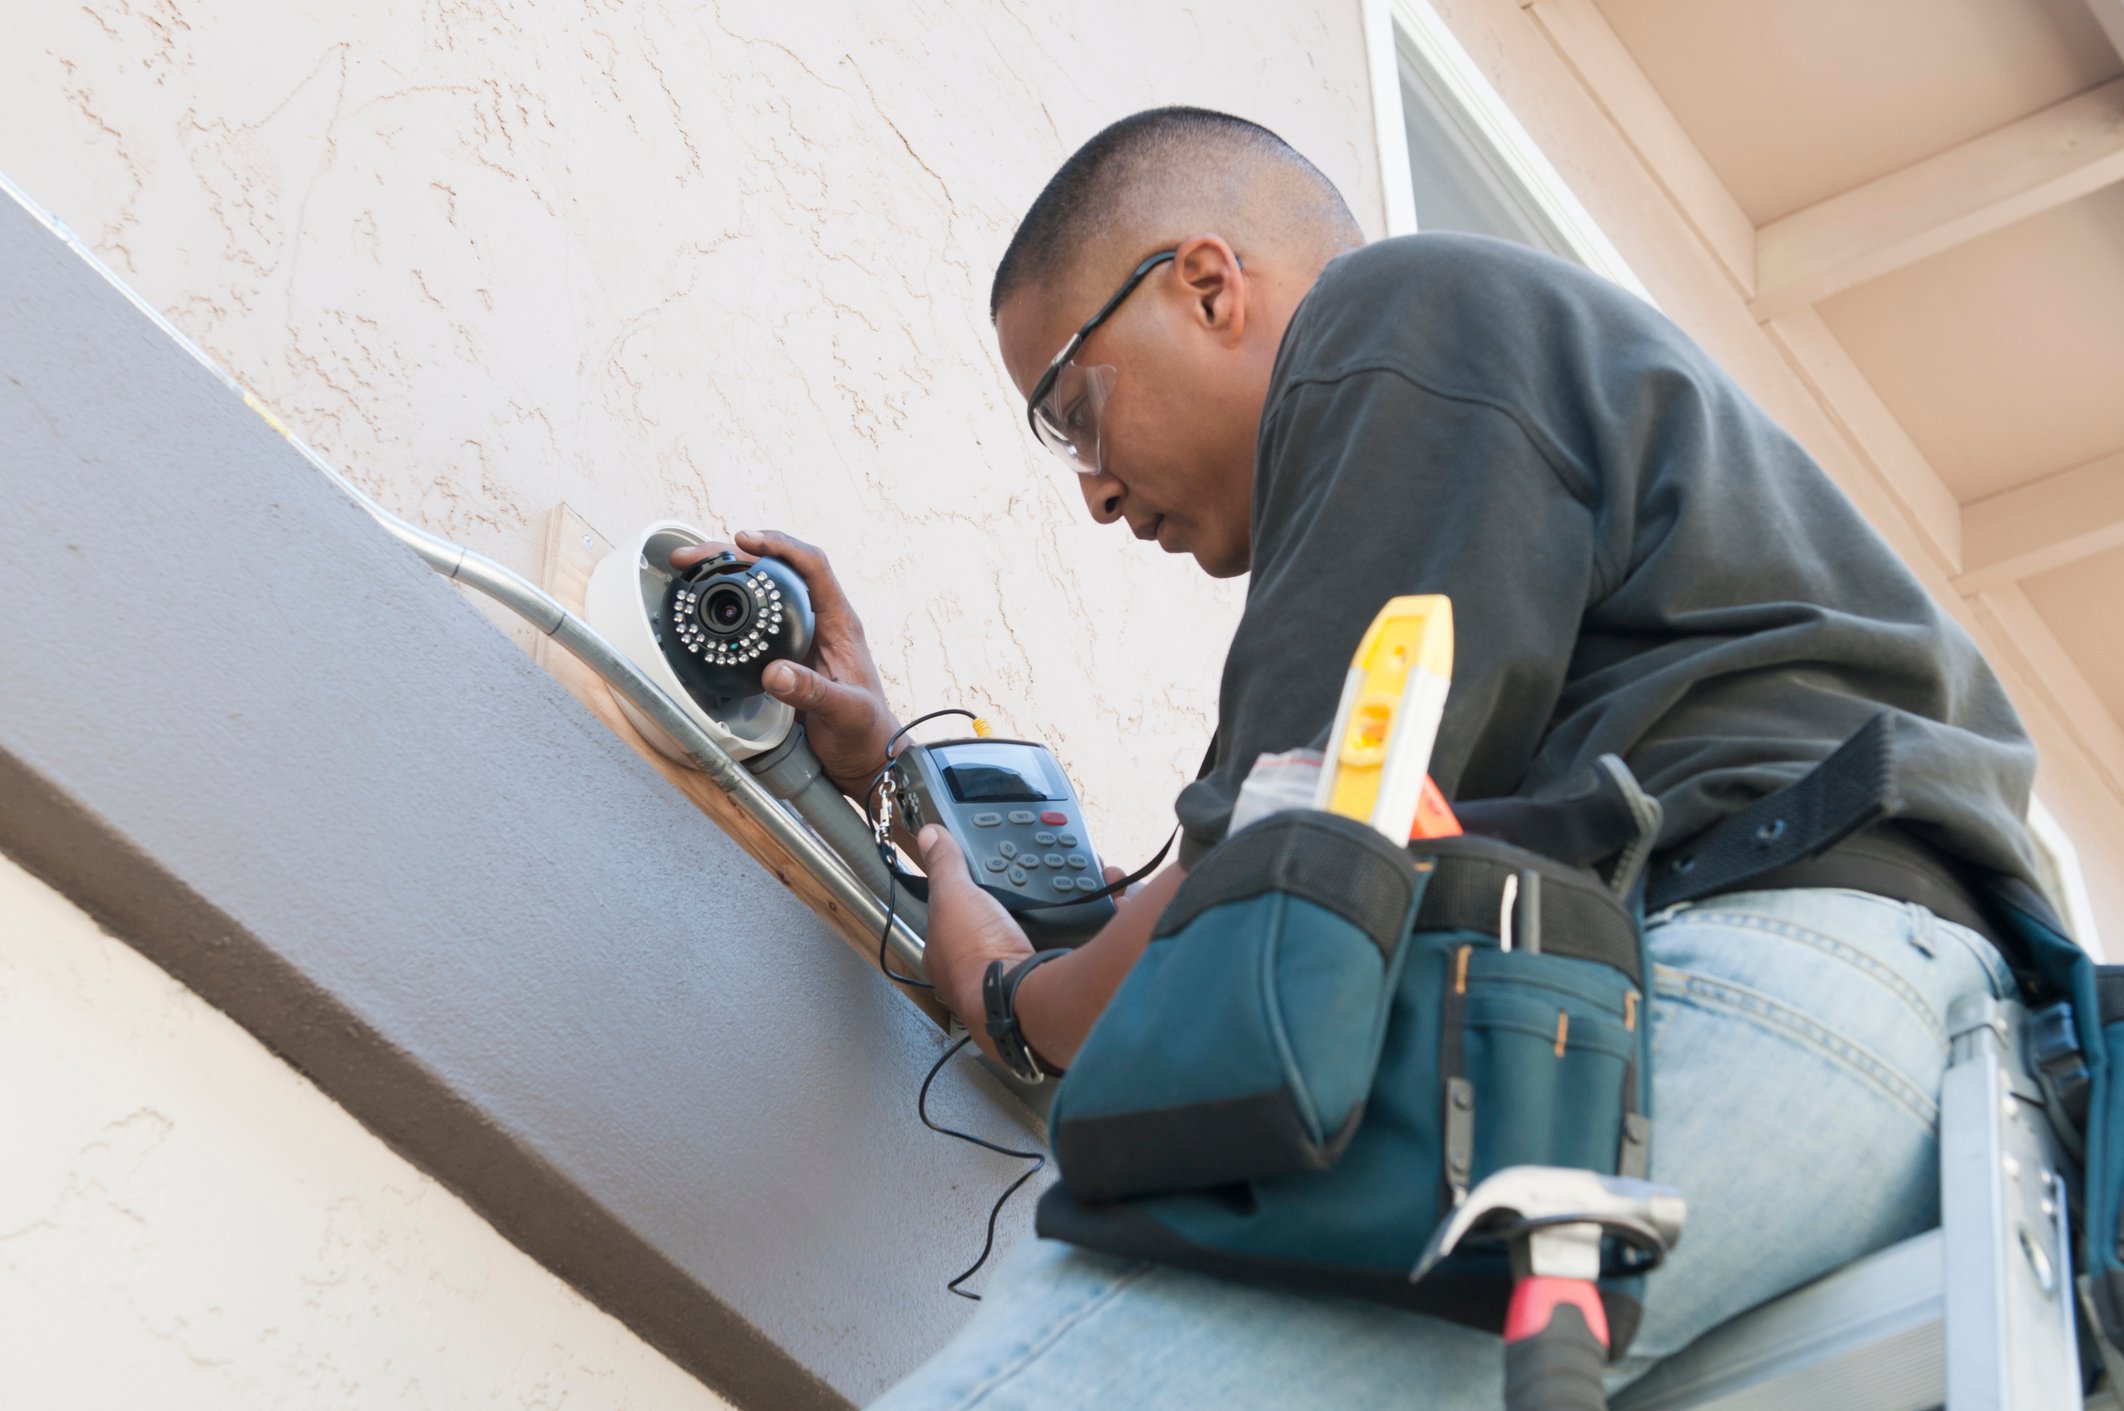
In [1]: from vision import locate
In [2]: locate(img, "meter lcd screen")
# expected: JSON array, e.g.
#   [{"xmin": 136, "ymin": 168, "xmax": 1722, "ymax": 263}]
[{"xmin": 935, "ymin": 743, "xmax": 1064, "ymax": 804}]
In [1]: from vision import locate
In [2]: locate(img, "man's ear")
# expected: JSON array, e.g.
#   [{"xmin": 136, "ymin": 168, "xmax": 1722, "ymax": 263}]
[{"xmin": 1173, "ymin": 234, "xmax": 1246, "ymax": 342}]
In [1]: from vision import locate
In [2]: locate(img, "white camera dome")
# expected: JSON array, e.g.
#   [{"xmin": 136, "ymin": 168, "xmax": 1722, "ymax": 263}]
[{"xmin": 582, "ymin": 520, "xmax": 795, "ymax": 765}]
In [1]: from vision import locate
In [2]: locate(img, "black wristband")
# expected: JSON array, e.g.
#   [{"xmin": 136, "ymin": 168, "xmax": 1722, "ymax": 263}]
[{"xmin": 982, "ymin": 949, "xmax": 1070, "ymax": 1084}]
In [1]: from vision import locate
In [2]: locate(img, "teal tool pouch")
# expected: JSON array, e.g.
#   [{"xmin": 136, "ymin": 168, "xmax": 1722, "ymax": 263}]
[
  {"xmin": 1040, "ymin": 799, "xmax": 1658, "ymax": 1350},
  {"xmin": 1048, "ymin": 810, "xmax": 1424, "ymax": 1201}
]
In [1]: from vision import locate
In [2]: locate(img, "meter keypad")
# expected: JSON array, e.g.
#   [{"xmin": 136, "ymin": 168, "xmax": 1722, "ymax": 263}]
[
  {"xmin": 895, "ymin": 742, "xmax": 1105, "ymax": 920},
  {"xmin": 974, "ymin": 811, "xmax": 1104, "ymax": 908}
]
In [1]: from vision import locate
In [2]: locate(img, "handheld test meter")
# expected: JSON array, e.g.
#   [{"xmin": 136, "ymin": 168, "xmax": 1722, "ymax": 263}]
[{"xmin": 891, "ymin": 737, "xmax": 1116, "ymax": 948}]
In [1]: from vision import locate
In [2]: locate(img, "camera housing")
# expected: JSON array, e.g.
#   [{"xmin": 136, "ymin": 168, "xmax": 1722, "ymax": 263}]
[{"xmin": 582, "ymin": 520, "xmax": 813, "ymax": 764}]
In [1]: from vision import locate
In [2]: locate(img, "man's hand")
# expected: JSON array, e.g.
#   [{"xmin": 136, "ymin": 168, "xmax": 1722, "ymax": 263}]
[
  {"xmin": 917, "ymin": 808, "xmax": 1187, "ymax": 1073},
  {"xmin": 915, "ymin": 824, "xmax": 1035, "ymax": 1051},
  {"xmin": 671, "ymin": 530, "xmax": 899, "ymax": 794}
]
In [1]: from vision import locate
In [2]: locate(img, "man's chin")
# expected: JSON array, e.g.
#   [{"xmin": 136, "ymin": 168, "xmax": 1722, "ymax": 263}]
[{"xmin": 1192, "ymin": 542, "xmax": 1251, "ymax": 579}]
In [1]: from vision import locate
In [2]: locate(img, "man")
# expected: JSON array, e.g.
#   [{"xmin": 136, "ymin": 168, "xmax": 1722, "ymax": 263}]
[{"xmin": 692, "ymin": 108, "xmax": 2037, "ymax": 1407}]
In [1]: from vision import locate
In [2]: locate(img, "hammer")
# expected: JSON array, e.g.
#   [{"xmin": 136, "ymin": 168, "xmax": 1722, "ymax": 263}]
[{"xmin": 1411, "ymin": 1167, "xmax": 1687, "ymax": 1411}]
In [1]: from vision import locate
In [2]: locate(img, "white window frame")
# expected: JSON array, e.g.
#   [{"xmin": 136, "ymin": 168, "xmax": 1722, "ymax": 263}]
[
  {"xmin": 2030, "ymin": 798, "xmax": 2105, "ymax": 956},
  {"xmin": 1360, "ymin": 0, "xmax": 1653, "ymax": 305}
]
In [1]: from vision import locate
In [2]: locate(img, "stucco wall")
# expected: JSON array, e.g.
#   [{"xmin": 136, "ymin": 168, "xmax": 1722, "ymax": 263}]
[
  {"xmin": 0, "ymin": 0, "xmax": 1387, "ymax": 872},
  {"xmin": 0, "ymin": 852, "xmax": 732, "ymax": 1410}
]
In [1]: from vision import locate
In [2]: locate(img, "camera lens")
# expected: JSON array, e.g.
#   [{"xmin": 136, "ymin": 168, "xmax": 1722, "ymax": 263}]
[{"xmin": 700, "ymin": 584, "xmax": 751, "ymax": 633}]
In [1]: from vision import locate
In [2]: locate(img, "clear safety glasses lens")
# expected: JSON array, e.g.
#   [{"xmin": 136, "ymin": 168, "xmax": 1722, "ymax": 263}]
[{"xmin": 1029, "ymin": 362, "xmax": 1118, "ymax": 474}]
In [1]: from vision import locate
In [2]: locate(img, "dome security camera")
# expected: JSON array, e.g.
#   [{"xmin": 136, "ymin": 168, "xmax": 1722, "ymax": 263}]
[{"xmin": 582, "ymin": 520, "xmax": 813, "ymax": 765}]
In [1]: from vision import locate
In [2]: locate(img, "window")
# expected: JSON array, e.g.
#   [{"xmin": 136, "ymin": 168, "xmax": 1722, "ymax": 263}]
[
  {"xmin": 1397, "ymin": 27, "xmax": 1576, "ymax": 256},
  {"xmin": 1361, "ymin": 0, "xmax": 1653, "ymax": 304},
  {"xmin": 2030, "ymin": 799, "xmax": 2105, "ymax": 954}
]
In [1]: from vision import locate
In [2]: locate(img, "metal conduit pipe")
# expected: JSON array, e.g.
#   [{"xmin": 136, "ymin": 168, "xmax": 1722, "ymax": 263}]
[
  {"xmin": 789, "ymin": 770, "xmax": 926, "ymax": 934},
  {"xmin": 2, "ymin": 175, "xmax": 932, "ymax": 984},
  {"xmin": 336, "ymin": 480, "xmax": 933, "ymax": 982},
  {"xmin": 747, "ymin": 730, "xmax": 928, "ymax": 937}
]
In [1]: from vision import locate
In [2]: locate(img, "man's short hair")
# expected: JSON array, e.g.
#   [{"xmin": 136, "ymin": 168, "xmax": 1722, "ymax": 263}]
[{"xmin": 990, "ymin": 106, "xmax": 1362, "ymax": 323}]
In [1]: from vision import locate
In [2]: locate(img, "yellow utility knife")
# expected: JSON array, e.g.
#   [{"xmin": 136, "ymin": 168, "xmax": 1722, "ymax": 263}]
[{"xmin": 1315, "ymin": 595, "xmax": 1455, "ymax": 843}]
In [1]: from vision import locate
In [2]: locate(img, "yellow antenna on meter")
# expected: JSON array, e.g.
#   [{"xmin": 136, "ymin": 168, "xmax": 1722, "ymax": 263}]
[{"xmin": 1315, "ymin": 596, "xmax": 1455, "ymax": 843}]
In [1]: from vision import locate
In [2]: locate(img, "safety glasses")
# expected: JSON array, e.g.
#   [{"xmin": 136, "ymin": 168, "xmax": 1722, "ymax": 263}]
[{"xmin": 1025, "ymin": 250, "xmax": 1176, "ymax": 475}]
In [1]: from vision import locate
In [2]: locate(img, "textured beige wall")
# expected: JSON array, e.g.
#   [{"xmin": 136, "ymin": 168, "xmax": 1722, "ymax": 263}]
[
  {"xmin": 0, "ymin": 0, "xmax": 1387, "ymax": 870},
  {"xmin": 0, "ymin": 852, "xmax": 734, "ymax": 1409}
]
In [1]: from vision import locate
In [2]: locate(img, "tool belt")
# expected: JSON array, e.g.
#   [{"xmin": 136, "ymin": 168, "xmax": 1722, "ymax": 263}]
[
  {"xmin": 1038, "ymin": 712, "xmax": 2119, "ymax": 1369},
  {"xmin": 1040, "ymin": 783, "xmax": 1664, "ymax": 1351}
]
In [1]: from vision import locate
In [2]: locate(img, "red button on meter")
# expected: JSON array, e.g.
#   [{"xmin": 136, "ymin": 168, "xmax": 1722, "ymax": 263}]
[{"xmin": 1040, "ymin": 810, "xmax": 1068, "ymax": 825}]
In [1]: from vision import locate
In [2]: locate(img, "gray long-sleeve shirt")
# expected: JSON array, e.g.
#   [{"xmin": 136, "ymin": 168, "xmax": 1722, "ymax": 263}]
[{"xmin": 1175, "ymin": 234, "xmax": 2040, "ymax": 887}]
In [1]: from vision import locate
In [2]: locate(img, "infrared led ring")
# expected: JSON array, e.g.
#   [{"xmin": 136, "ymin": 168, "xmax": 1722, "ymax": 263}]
[{"xmin": 658, "ymin": 552, "xmax": 815, "ymax": 704}]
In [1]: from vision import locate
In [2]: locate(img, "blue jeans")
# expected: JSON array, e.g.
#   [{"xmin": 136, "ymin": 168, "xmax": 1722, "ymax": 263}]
[{"xmin": 871, "ymin": 887, "xmax": 2015, "ymax": 1410}]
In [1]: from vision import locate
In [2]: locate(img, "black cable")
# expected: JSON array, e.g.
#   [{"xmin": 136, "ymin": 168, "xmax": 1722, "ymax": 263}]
[
  {"xmin": 854, "ymin": 704, "xmax": 1184, "ymax": 1297},
  {"xmin": 851, "ymin": 704, "xmax": 1042, "ymax": 1296},
  {"xmin": 916, "ymin": 1034, "xmax": 1049, "ymax": 1300},
  {"xmin": 884, "ymin": 849, "xmax": 1044, "ymax": 1296},
  {"xmin": 870, "ymin": 835, "xmax": 931, "ymax": 989},
  {"xmin": 883, "ymin": 707, "xmax": 980, "ymax": 761},
  {"xmin": 862, "ymin": 754, "xmax": 937, "ymax": 988},
  {"xmin": 859, "ymin": 707, "xmax": 987, "ymax": 988}
]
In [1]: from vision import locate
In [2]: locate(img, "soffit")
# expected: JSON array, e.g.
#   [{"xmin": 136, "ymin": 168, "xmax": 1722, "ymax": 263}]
[
  {"xmin": 2024, "ymin": 547, "xmax": 2124, "ymax": 723},
  {"xmin": 1814, "ymin": 183, "xmax": 2124, "ymax": 503},
  {"xmin": 1593, "ymin": 0, "xmax": 2121, "ymax": 224}
]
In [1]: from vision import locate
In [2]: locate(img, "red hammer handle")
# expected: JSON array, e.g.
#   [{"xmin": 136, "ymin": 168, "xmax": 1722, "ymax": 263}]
[{"xmin": 1503, "ymin": 1277, "xmax": 1611, "ymax": 1411}]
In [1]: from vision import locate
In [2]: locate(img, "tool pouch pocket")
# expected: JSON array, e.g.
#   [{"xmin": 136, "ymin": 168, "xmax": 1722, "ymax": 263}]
[
  {"xmin": 1435, "ymin": 932, "xmax": 1645, "ymax": 1205},
  {"xmin": 1049, "ymin": 810, "xmax": 1424, "ymax": 1202}
]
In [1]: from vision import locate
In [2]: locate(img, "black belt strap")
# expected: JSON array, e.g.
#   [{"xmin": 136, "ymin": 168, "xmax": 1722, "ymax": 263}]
[
  {"xmin": 1644, "ymin": 711, "xmax": 2009, "ymax": 949},
  {"xmin": 1728, "ymin": 823, "xmax": 1998, "ymax": 941},
  {"xmin": 1647, "ymin": 712, "xmax": 1897, "ymax": 912}
]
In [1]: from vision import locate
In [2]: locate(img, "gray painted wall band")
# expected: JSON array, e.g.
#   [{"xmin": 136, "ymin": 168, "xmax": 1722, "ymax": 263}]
[{"xmin": 0, "ymin": 193, "xmax": 1040, "ymax": 1408}]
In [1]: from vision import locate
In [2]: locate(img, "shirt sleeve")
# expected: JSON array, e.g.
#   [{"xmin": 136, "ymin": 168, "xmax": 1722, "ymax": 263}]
[{"xmin": 1174, "ymin": 365, "xmax": 1605, "ymax": 864}]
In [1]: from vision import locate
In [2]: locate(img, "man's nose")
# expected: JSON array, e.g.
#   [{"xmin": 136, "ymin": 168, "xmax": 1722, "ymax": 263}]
[{"xmin": 1078, "ymin": 468, "xmax": 1124, "ymax": 525}]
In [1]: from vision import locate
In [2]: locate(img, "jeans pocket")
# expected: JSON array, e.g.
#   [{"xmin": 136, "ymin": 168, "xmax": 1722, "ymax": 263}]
[
  {"xmin": 1647, "ymin": 890, "xmax": 2011, "ymax": 1112},
  {"xmin": 1651, "ymin": 963, "xmax": 1940, "ymax": 1129}
]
